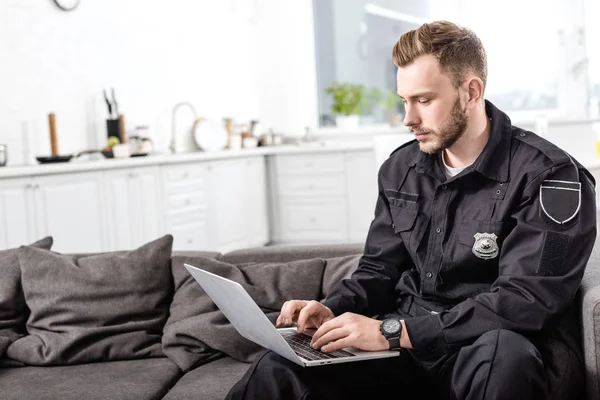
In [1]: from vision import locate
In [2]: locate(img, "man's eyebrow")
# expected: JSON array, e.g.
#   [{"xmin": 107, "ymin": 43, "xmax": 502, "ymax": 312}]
[{"xmin": 398, "ymin": 91, "xmax": 436, "ymax": 100}]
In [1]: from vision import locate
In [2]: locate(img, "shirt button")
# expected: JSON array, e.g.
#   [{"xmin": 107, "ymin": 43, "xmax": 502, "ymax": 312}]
[
  {"xmin": 426, "ymin": 272, "xmax": 433, "ymax": 279},
  {"xmin": 520, "ymin": 132, "xmax": 526, "ymax": 137},
  {"xmin": 436, "ymin": 227, "xmax": 441, "ymax": 234}
]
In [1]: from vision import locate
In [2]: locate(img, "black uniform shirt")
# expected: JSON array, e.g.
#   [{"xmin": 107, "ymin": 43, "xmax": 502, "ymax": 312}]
[{"xmin": 322, "ymin": 101, "xmax": 597, "ymax": 358}]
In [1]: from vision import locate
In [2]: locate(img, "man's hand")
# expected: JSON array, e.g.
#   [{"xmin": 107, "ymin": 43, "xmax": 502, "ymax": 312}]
[
  {"xmin": 310, "ymin": 312, "xmax": 389, "ymax": 353},
  {"xmin": 276, "ymin": 300, "xmax": 335, "ymax": 332}
]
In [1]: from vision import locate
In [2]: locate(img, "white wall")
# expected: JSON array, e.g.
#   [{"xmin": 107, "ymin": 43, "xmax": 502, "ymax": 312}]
[{"xmin": 0, "ymin": 0, "xmax": 262, "ymax": 165}]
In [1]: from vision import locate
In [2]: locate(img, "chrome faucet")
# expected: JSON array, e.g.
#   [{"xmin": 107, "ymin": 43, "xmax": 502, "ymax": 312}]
[{"xmin": 170, "ymin": 102, "xmax": 197, "ymax": 153}]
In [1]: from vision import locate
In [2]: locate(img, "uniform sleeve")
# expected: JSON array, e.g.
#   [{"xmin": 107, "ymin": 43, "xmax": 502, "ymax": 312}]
[
  {"xmin": 322, "ymin": 172, "xmax": 411, "ymax": 317},
  {"xmin": 404, "ymin": 163, "xmax": 597, "ymax": 358}
]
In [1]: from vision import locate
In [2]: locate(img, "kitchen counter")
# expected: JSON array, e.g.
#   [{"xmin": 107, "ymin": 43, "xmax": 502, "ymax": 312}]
[{"xmin": 0, "ymin": 142, "xmax": 375, "ymax": 179}]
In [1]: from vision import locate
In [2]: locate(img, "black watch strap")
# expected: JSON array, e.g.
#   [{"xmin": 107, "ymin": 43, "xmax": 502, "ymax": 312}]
[{"xmin": 387, "ymin": 336, "xmax": 401, "ymax": 350}]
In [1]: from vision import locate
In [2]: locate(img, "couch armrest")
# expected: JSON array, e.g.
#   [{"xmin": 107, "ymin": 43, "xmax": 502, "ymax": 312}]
[{"xmin": 580, "ymin": 265, "xmax": 600, "ymax": 400}]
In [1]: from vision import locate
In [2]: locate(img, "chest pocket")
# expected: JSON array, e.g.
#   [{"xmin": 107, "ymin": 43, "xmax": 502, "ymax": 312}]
[{"xmin": 388, "ymin": 196, "xmax": 418, "ymax": 233}]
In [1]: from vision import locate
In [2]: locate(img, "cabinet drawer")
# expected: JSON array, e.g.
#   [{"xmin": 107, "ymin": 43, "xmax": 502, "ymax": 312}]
[
  {"xmin": 279, "ymin": 201, "xmax": 347, "ymax": 241},
  {"xmin": 166, "ymin": 192, "xmax": 207, "ymax": 215},
  {"xmin": 277, "ymin": 174, "xmax": 344, "ymax": 197},
  {"xmin": 275, "ymin": 154, "xmax": 344, "ymax": 175},
  {"xmin": 165, "ymin": 164, "xmax": 207, "ymax": 181},
  {"xmin": 166, "ymin": 218, "xmax": 209, "ymax": 251}
]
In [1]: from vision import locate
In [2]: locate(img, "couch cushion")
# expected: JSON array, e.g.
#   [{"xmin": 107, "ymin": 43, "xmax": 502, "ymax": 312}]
[
  {"xmin": 0, "ymin": 357, "xmax": 182, "ymax": 400},
  {"xmin": 7, "ymin": 235, "xmax": 173, "ymax": 366},
  {"xmin": 221, "ymin": 243, "xmax": 364, "ymax": 264},
  {"xmin": 0, "ymin": 237, "xmax": 53, "ymax": 359},
  {"xmin": 162, "ymin": 356, "xmax": 250, "ymax": 400},
  {"xmin": 162, "ymin": 256, "xmax": 325, "ymax": 371}
]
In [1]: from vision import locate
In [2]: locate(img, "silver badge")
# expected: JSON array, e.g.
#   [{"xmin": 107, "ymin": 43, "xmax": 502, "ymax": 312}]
[{"xmin": 472, "ymin": 233, "xmax": 499, "ymax": 260}]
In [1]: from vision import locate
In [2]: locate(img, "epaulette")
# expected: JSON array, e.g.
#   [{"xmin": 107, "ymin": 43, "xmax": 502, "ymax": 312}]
[
  {"xmin": 514, "ymin": 129, "xmax": 572, "ymax": 166},
  {"xmin": 389, "ymin": 139, "xmax": 417, "ymax": 157}
]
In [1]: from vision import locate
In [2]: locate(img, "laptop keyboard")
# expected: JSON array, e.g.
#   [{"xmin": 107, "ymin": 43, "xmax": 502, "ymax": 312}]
[{"xmin": 280, "ymin": 330, "xmax": 355, "ymax": 361}]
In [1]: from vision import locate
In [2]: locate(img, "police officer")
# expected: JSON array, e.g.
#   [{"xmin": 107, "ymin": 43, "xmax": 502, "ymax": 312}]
[{"xmin": 226, "ymin": 21, "xmax": 596, "ymax": 400}]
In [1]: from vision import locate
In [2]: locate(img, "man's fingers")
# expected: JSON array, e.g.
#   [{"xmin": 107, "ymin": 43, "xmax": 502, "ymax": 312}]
[
  {"xmin": 311, "ymin": 327, "xmax": 347, "ymax": 350},
  {"xmin": 296, "ymin": 303, "xmax": 316, "ymax": 333},
  {"xmin": 311, "ymin": 315, "xmax": 344, "ymax": 343},
  {"xmin": 321, "ymin": 337, "xmax": 352, "ymax": 353},
  {"xmin": 278, "ymin": 300, "xmax": 308, "ymax": 327},
  {"xmin": 296, "ymin": 300, "xmax": 326, "ymax": 332}
]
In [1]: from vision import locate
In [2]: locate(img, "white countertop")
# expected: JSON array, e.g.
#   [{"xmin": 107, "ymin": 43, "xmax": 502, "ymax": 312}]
[{"xmin": 0, "ymin": 142, "xmax": 374, "ymax": 179}]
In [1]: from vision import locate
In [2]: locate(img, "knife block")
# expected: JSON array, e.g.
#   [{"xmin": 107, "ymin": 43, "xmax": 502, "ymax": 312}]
[{"xmin": 106, "ymin": 119, "xmax": 122, "ymax": 143}]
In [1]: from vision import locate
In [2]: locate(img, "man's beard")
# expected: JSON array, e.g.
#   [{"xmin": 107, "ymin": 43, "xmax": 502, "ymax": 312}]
[{"xmin": 415, "ymin": 95, "xmax": 469, "ymax": 154}]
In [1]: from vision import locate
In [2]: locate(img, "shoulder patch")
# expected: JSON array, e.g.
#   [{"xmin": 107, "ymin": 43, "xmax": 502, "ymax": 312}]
[
  {"xmin": 514, "ymin": 129, "xmax": 571, "ymax": 165},
  {"xmin": 389, "ymin": 139, "xmax": 417, "ymax": 157},
  {"xmin": 539, "ymin": 179, "xmax": 581, "ymax": 225}
]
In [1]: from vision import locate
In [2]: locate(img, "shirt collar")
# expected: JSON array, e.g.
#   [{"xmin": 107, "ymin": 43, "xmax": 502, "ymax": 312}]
[{"xmin": 407, "ymin": 100, "xmax": 511, "ymax": 182}]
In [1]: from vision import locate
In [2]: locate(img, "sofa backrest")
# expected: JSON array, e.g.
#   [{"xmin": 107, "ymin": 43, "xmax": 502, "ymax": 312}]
[{"xmin": 220, "ymin": 243, "xmax": 364, "ymax": 264}]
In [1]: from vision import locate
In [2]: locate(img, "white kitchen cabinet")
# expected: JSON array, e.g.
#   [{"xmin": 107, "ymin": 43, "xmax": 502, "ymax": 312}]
[
  {"xmin": 0, "ymin": 177, "xmax": 37, "ymax": 249},
  {"xmin": 104, "ymin": 166, "xmax": 163, "ymax": 251},
  {"xmin": 278, "ymin": 199, "xmax": 348, "ymax": 242},
  {"xmin": 344, "ymin": 151, "xmax": 377, "ymax": 242},
  {"xmin": 162, "ymin": 163, "xmax": 211, "ymax": 251},
  {"xmin": 165, "ymin": 217, "xmax": 209, "ymax": 251},
  {"xmin": 33, "ymin": 172, "xmax": 106, "ymax": 253},
  {"xmin": 244, "ymin": 157, "xmax": 269, "ymax": 247},
  {"xmin": 268, "ymin": 153, "xmax": 348, "ymax": 244},
  {"xmin": 208, "ymin": 157, "xmax": 269, "ymax": 252},
  {"xmin": 268, "ymin": 150, "xmax": 377, "ymax": 244}
]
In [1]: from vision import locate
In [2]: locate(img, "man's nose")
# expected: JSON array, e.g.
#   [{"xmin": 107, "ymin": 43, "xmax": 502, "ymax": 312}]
[{"xmin": 403, "ymin": 105, "xmax": 420, "ymax": 127}]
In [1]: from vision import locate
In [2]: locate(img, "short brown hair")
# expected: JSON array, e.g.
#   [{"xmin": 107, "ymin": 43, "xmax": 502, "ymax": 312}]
[{"xmin": 392, "ymin": 21, "xmax": 487, "ymax": 90}]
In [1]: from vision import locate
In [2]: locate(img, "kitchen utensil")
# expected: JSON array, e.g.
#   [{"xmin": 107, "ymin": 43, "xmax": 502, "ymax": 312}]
[
  {"xmin": 103, "ymin": 89, "xmax": 113, "ymax": 118},
  {"xmin": 35, "ymin": 149, "xmax": 105, "ymax": 164},
  {"xmin": 111, "ymin": 88, "xmax": 119, "ymax": 116},
  {"xmin": 48, "ymin": 113, "xmax": 59, "ymax": 156},
  {"xmin": 0, "ymin": 144, "xmax": 7, "ymax": 166},
  {"xmin": 192, "ymin": 118, "xmax": 228, "ymax": 152}
]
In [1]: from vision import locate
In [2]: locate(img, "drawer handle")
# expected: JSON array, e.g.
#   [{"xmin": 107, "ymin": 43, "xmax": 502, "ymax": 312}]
[
  {"xmin": 305, "ymin": 163, "xmax": 314, "ymax": 168},
  {"xmin": 183, "ymin": 172, "xmax": 189, "ymax": 179},
  {"xmin": 185, "ymin": 198, "xmax": 191, "ymax": 206},
  {"xmin": 187, "ymin": 238, "xmax": 193, "ymax": 244},
  {"xmin": 308, "ymin": 184, "xmax": 315, "ymax": 190},
  {"xmin": 309, "ymin": 217, "xmax": 317, "ymax": 223}
]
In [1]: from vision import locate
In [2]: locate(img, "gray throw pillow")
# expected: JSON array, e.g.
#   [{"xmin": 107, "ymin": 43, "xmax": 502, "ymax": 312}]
[
  {"xmin": 320, "ymin": 254, "xmax": 361, "ymax": 299},
  {"xmin": 6, "ymin": 235, "xmax": 173, "ymax": 366},
  {"xmin": 162, "ymin": 255, "xmax": 326, "ymax": 371},
  {"xmin": 0, "ymin": 237, "xmax": 53, "ymax": 359}
]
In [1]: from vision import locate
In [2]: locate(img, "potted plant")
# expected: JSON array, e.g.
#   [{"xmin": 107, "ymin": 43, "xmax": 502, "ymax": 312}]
[
  {"xmin": 325, "ymin": 82, "xmax": 369, "ymax": 130},
  {"xmin": 373, "ymin": 88, "xmax": 405, "ymax": 127}
]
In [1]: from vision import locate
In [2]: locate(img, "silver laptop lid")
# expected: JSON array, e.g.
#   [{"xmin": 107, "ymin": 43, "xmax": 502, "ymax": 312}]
[{"xmin": 183, "ymin": 263, "xmax": 303, "ymax": 366}]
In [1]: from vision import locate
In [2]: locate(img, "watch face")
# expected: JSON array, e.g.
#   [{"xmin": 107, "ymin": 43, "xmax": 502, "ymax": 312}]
[{"xmin": 382, "ymin": 319, "xmax": 401, "ymax": 334}]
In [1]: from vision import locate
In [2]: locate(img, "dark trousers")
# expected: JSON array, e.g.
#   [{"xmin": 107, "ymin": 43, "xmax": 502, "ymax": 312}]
[{"xmin": 226, "ymin": 329, "xmax": 548, "ymax": 400}]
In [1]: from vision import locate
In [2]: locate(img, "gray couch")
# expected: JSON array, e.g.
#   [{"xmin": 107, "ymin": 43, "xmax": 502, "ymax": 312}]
[{"xmin": 1, "ymin": 240, "xmax": 600, "ymax": 400}]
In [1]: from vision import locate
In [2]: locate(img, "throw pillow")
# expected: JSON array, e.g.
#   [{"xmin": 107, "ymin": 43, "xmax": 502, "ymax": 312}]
[
  {"xmin": 6, "ymin": 235, "xmax": 173, "ymax": 366},
  {"xmin": 0, "ymin": 237, "xmax": 53, "ymax": 359},
  {"xmin": 162, "ymin": 255, "xmax": 326, "ymax": 371},
  {"xmin": 320, "ymin": 254, "xmax": 361, "ymax": 298}
]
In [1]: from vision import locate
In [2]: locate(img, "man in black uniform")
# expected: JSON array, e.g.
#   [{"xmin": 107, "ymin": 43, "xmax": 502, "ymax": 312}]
[{"xmin": 226, "ymin": 21, "xmax": 596, "ymax": 400}]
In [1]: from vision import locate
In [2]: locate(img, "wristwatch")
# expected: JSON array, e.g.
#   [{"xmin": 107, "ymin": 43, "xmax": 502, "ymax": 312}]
[{"xmin": 380, "ymin": 318, "xmax": 402, "ymax": 350}]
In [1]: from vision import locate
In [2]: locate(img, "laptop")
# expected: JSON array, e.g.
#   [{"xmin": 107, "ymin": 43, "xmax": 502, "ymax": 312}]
[{"xmin": 184, "ymin": 263, "xmax": 400, "ymax": 367}]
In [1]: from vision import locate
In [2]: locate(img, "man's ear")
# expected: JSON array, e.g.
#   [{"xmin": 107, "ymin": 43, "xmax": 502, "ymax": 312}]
[{"xmin": 465, "ymin": 77, "xmax": 484, "ymax": 109}]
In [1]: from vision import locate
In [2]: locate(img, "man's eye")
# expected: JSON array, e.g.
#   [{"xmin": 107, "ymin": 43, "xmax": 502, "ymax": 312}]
[{"xmin": 419, "ymin": 99, "xmax": 430, "ymax": 104}]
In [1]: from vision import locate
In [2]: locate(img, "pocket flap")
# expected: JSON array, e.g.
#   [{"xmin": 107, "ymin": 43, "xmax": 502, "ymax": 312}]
[{"xmin": 389, "ymin": 201, "xmax": 418, "ymax": 233}]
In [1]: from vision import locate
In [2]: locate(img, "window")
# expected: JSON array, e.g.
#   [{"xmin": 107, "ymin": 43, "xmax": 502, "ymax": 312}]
[{"xmin": 312, "ymin": 0, "xmax": 597, "ymax": 127}]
